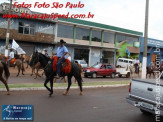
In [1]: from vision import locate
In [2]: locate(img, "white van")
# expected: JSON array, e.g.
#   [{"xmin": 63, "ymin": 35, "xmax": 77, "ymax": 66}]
[{"xmin": 117, "ymin": 58, "xmax": 134, "ymax": 67}]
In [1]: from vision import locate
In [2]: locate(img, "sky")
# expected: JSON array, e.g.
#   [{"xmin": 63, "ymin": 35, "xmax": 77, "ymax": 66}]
[{"xmin": 1, "ymin": 0, "xmax": 163, "ymax": 40}]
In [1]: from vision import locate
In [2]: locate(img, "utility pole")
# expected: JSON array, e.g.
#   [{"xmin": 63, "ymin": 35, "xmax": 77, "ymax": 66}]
[
  {"xmin": 5, "ymin": 0, "xmax": 12, "ymax": 57},
  {"xmin": 142, "ymin": 0, "xmax": 149, "ymax": 79}
]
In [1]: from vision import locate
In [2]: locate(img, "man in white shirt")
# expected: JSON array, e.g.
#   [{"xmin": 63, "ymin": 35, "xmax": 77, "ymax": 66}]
[{"xmin": 8, "ymin": 48, "xmax": 14, "ymax": 66}]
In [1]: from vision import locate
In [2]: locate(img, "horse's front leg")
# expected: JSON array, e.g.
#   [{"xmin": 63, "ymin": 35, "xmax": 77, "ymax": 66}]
[
  {"xmin": 0, "ymin": 77, "xmax": 10, "ymax": 95},
  {"xmin": 63, "ymin": 76, "xmax": 72, "ymax": 95},
  {"xmin": 44, "ymin": 78, "xmax": 52, "ymax": 96},
  {"xmin": 49, "ymin": 77, "xmax": 54, "ymax": 96}
]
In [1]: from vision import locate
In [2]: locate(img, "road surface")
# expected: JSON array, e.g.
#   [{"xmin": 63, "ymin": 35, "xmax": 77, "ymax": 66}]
[{"xmin": 0, "ymin": 86, "xmax": 160, "ymax": 122}]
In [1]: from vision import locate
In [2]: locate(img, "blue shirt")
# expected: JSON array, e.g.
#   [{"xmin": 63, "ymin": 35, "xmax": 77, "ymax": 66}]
[{"xmin": 57, "ymin": 46, "xmax": 68, "ymax": 58}]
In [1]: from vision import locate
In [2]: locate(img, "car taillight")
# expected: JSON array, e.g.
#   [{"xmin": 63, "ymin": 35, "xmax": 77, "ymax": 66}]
[{"xmin": 129, "ymin": 82, "xmax": 131, "ymax": 93}]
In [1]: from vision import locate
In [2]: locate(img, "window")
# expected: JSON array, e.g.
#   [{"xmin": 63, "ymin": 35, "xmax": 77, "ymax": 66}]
[
  {"xmin": 129, "ymin": 61, "xmax": 133, "ymax": 64},
  {"xmin": 104, "ymin": 32, "xmax": 114, "ymax": 43},
  {"xmin": 117, "ymin": 34, "xmax": 139, "ymax": 44},
  {"xmin": 76, "ymin": 27, "xmax": 89, "ymax": 41},
  {"xmin": 58, "ymin": 24, "xmax": 73, "ymax": 39},
  {"xmin": 18, "ymin": 22, "xmax": 35, "ymax": 35},
  {"xmin": 118, "ymin": 59, "xmax": 123, "ymax": 62},
  {"xmin": 92, "ymin": 30, "xmax": 101, "ymax": 42},
  {"xmin": 107, "ymin": 65, "xmax": 113, "ymax": 69},
  {"xmin": 124, "ymin": 60, "xmax": 128, "ymax": 63}
]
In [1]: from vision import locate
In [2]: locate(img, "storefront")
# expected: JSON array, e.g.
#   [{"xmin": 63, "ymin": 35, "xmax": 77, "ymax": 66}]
[
  {"xmin": 139, "ymin": 37, "xmax": 163, "ymax": 66},
  {"xmin": 0, "ymin": 2, "xmax": 143, "ymax": 66}
]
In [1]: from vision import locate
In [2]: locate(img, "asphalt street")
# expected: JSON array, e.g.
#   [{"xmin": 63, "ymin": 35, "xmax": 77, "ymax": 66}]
[{"xmin": 0, "ymin": 86, "xmax": 160, "ymax": 122}]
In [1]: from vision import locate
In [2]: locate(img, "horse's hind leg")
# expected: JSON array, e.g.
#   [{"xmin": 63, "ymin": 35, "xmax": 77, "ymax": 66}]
[
  {"xmin": 49, "ymin": 77, "xmax": 53, "ymax": 96},
  {"xmin": 63, "ymin": 76, "xmax": 72, "ymax": 95},
  {"xmin": 0, "ymin": 76, "xmax": 10, "ymax": 95},
  {"xmin": 75, "ymin": 75, "xmax": 83, "ymax": 95},
  {"xmin": 16, "ymin": 65, "xmax": 20, "ymax": 77}
]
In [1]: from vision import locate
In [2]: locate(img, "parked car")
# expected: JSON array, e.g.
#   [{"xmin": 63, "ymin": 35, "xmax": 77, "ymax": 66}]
[
  {"xmin": 126, "ymin": 78, "xmax": 163, "ymax": 116},
  {"xmin": 75, "ymin": 60, "xmax": 88, "ymax": 68},
  {"xmin": 117, "ymin": 58, "xmax": 134, "ymax": 67},
  {"xmin": 83, "ymin": 63, "xmax": 116, "ymax": 78}
]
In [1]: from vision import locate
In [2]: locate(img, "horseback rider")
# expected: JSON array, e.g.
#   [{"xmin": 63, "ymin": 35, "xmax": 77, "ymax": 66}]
[
  {"xmin": 8, "ymin": 48, "xmax": 14, "ymax": 66},
  {"xmin": 42, "ymin": 49, "xmax": 49, "ymax": 57},
  {"xmin": 55, "ymin": 39, "xmax": 68, "ymax": 79}
]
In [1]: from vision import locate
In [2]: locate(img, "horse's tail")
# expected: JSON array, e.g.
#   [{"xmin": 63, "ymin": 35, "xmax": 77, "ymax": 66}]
[{"xmin": 1, "ymin": 62, "xmax": 10, "ymax": 80}]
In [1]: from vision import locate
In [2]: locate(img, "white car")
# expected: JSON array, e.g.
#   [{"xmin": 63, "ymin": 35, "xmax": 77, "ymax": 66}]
[
  {"xmin": 75, "ymin": 60, "xmax": 88, "ymax": 68},
  {"xmin": 117, "ymin": 58, "xmax": 134, "ymax": 67}
]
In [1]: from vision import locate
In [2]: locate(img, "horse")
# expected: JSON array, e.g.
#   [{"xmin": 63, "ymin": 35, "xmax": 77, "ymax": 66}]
[
  {"xmin": 146, "ymin": 65, "xmax": 155, "ymax": 78},
  {"xmin": 7, "ymin": 57, "xmax": 25, "ymax": 77},
  {"xmin": 0, "ymin": 54, "xmax": 25, "ymax": 77},
  {"xmin": 0, "ymin": 61, "xmax": 10, "ymax": 95},
  {"xmin": 29, "ymin": 51, "xmax": 83, "ymax": 96},
  {"xmin": 23, "ymin": 55, "xmax": 31, "ymax": 69}
]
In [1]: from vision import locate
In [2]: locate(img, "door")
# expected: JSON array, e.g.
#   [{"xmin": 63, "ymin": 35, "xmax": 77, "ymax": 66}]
[
  {"xmin": 106, "ymin": 65, "xmax": 112, "ymax": 75},
  {"xmin": 98, "ymin": 65, "xmax": 106, "ymax": 76},
  {"xmin": 151, "ymin": 54, "xmax": 156, "ymax": 63}
]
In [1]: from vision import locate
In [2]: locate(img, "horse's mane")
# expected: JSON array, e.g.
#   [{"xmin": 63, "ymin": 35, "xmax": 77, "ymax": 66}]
[{"xmin": 38, "ymin": 53, "xmax": 51, "ymax": 67}]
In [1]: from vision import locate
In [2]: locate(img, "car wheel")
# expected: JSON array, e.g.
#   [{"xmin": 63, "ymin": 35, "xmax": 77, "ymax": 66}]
[
  {"xmin": 119, "ymin": 75, "xmax": 122, "ymax": 78},
  {"xmin": 126, "ymin": 72, "xmax": 130, "ymax": 78},
  {"xmin": 103, "ymin": 76, "xmax": 106, "ymax": 78},
  {"xmin": 92, "ymin": 73, "xmax": 97, "ymax": 78},
  {"xmin": 111, "ymin": 73, "xmax": 115, "ymax": 78},
  {"xmin": 140, "ymin": 109, "xmax": 152, "ymax": 115}
]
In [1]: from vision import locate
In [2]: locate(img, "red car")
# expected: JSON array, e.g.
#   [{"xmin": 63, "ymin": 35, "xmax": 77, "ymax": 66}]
[{"xmin": 83, "ymin": 63, "xmax": 116, "ymax": 78}]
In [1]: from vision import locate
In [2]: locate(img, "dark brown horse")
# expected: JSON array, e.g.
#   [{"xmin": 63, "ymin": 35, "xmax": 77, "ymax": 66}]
[
  {"xmin": 0, "ymin": 61, "xmax": 10, "ymax": 95},
  {"xmin": 30, "ymin": 51, "xmax": 83, "ymax": 96},
  {"xmin": 146, "ymin": 65, "xmax": 155, "ymax": 78}
]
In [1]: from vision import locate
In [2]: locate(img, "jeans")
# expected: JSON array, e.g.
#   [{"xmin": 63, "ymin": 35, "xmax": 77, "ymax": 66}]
[
  {"xmin": 8, "ymin": 58, "xmax": 13, "ymax": 66},
  {"xmin": 57, "ymin": 58, "xmax": 65, "ymax": 76}
]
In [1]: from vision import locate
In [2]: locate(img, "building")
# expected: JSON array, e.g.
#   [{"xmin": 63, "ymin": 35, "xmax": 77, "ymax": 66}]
[
  {"xmin": 139, "ymin": 37, "xmax": 163, "ymax": 66},
  {"xmin": 0, "ymin": 2, "xmax": 143, "ymax": 66}
]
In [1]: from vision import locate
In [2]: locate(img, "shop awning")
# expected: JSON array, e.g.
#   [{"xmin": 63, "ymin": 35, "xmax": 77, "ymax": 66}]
[{"xmin": 127, "ymin": 46, "xmax": 140, "ymax": 54}]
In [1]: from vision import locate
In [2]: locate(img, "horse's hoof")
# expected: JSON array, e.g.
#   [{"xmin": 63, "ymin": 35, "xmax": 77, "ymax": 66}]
[
  {"xmin": 7, "ymin": 92, "xmax": 10, "ymax": 95},
  {"xmin": 49, "ymin": 92, "xmax": 53, "ymax": 97},
  {"xmin": 16, "ymin": 75, "xmax": 18, "ymax": 77},
  {"xmin": 79, "ymin": 92, "xmax": 83, "ymax": 96},
  {"xmin": 63, "ymin": 91, "xmax": 68, "ymax": 95}
]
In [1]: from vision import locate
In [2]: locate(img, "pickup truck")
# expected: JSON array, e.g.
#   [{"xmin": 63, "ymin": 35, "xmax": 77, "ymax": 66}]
[
  {"xmin": 116, "ymin": 65, "xmax": 130, "ymax": 78},
  {"xmin": 126, "ymin": 78, "xmax": 163, "ymax": 116}
]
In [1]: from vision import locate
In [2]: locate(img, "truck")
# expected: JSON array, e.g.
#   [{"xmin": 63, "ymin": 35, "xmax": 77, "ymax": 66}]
[
  {"xmin": 126, "ymin": 77, "xmax": 163, "ymax": 116},
  {"xmin": 116, "ymin": 65, "xmax": 131, "ymax": 78}
]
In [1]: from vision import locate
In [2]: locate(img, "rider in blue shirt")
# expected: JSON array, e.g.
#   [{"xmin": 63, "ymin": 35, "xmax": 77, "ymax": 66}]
[{"xmin": 55, "ymin": 39, "xmax": 68, "ymax": 79}]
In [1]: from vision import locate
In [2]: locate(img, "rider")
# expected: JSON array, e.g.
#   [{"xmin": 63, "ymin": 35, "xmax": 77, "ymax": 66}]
[
  {"xmin": 42, "ymin": 49, "xmax": 49, "ymax": 57},
  {"xmin": 8, "ymin": 48, "xmax": 14, "ymax": 66},
  {"xmin": 55, "ymin": 39, "xmax": 68, "ymax": 79}
]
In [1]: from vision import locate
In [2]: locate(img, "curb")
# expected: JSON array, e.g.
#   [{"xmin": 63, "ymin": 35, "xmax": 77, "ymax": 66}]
[{"xmin": 0, "ymin": 84, "xmax": 129, "ymax": 91}]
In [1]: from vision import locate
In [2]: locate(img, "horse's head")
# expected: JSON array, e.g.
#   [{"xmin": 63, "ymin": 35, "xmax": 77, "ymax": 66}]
[{"xmin": 29, "ymin": 51, "xmax": 40, "ymax": 67}]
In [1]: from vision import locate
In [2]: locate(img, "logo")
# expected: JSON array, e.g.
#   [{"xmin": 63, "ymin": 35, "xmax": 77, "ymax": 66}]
[{"xmin": 2, "ymin": 105, "xmax": 33, "ymax": 121}]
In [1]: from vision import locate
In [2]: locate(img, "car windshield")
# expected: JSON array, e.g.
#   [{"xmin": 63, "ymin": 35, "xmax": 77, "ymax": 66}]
[
  {"xmin": 92, "ymin": 64, "xmax": 101, "ymax": 68},
  {"xmin": 80, "ymin": 60, "xmax": 87, "ymax": 64}
]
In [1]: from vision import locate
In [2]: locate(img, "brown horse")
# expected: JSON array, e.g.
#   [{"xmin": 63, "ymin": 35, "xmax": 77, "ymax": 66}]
[{"xmin": 0, "ymin": 61, "xmax": 10, "ymax": 95}]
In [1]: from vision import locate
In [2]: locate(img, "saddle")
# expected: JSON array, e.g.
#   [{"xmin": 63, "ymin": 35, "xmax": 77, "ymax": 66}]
[
  {"xmin": 52, "ymin": 57, "xmax": 71, "ymax": 74},
  {"xmin": 6, "ymin": 58, "xmax": 16, "ymax": 64}
]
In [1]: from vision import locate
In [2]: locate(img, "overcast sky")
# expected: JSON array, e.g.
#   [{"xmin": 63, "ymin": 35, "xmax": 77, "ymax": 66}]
[{"xmin": 1, "ymin": 0, "xmax": 163, "ymax": 40}]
